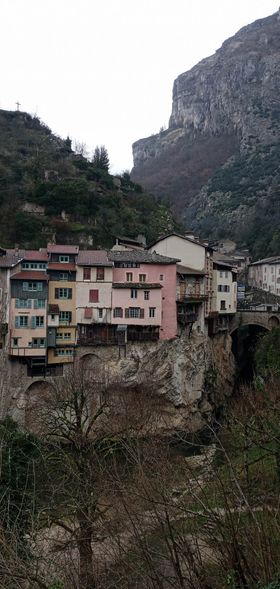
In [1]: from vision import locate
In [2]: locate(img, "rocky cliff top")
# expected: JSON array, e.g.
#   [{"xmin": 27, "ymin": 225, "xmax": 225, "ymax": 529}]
[{"xmin": 131, "ymin": 11, "xmax": 280, "ymax": 259}]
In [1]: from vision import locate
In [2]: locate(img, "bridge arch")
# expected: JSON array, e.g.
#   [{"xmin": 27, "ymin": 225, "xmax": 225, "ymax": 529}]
[
  {"xmin": 25, "ymin": 380, "xmax": 54, "ymax": 432},
  {"xmin": 229, "ymin": 311, "xmax": 280, "ymax": 335}
]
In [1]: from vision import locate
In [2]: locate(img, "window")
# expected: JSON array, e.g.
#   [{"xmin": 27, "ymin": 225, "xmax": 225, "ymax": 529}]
[
  {"xmin": 218, "ymin": 285, "xmax": 230, "ymax": 292},
  {"xmin": 59, "ymin": 311, "xmax": 72, "ymax": 324},
  {"xmin": 34, "ymin": 299, "xmax": 46, "ymax": 309},
  {"xmin": 32, "ymin": 338, "xmax": 46, "ymax": 348},
  {"xmin": 219, "ymin": 271, "xmax": 223, "ymax": 278},
  {"xmin": 96, "ymin": 267, "xmax": 105, "ymax": 281},
  {"xmin": 13, "ymin": 338, "xmax": 19, "ymax": 346},
  {"xmin": 15, "ymin": 316, "xmax": 28, "ymax": 328},
  {"xmin": 98, "ymin": 308, "xmax": 103, "ymax": 318},
  {"xmin": 220, "ymin": 300, "xmax": 226, "ymax": 310},
  {"xmin": 139, "ymin": 274, "xmax": 146, "ymax": 282},
  {"xmin": 15, "ymin": 299, "xmax": 32, "ymax": 309},
  {"xmin": 55, "ymin": 348, "xmax": 74, "ymax": 357},
  {"xmin": 57, "ymin": 332, "xmax": 71, "ymax": 340},
  {"xmin": 160, "ymin": 274, "xmax": 164, "ymax": 281},
  {"xmin": 126, "ymin": 272, "xmax": 133, "ymax": 282},
  {"xmin": 59, "ymin": 272, "xmax": 69, "ymax": 281},
  {"xmin": 22, "ymin": 262, "xmax": 47, "ymax": 270},
  {"xmin": 144, "ymin": 290, "xmax": 150, "ymax": 300},
  {"xmin": 83, "ymin": 267, "xmax": 91, "ymax": 281},
  {"xmin": 55, "ymin": 288, "xmax": 72, "ymax": 299},
  {"xmin": 115, "ymin": 262, "xmax": 140, "ymax": 268},
  {"xmin": 149, "ymin": 307, "xmax": 156, "ymax": 318},
  {"xmin": 131, "ymin": 289, "xmax": 138, "ymax": 299},
  {"xmin": 89, "ymin": 289, "xmax": 99, "ymax": 302},
  {"xmin": 59, "ymin": 255, "xmax": 69, "ymax": 263},
  {"xmin": 31, "ymin": 316, "xmax": 44, "ymax": 328},
  {"xmin": 113, "ymin": 307, "xmax": 123, "ymax": 318},
  {"xmin": 23, "ymin": 281, "xmax": 43, "ymax": 291},
  {"xmin": 126, "ymin": 307, "xmax": 142, "ymax": 318}
]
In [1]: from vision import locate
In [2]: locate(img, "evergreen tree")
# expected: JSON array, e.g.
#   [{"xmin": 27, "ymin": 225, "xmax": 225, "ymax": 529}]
[{"xmin": 92, "ymin": 145, "xmax": 110, "ymax": 172}]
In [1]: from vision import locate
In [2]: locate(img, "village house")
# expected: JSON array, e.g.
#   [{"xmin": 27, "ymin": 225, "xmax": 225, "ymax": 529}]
[
  {"xmin": 46, "ymin": 244, "xmax": 79, "ymax": 365},
  {"xmin": 76, "ymin": 250, "xmax": 114, "ymax": 345},
  {"xmin": 148, "ymin": 232, "xmax": 213, "ymax": 334},
  {"xmin": 208, "ymin": 260, "xmax": 237, "ymax": 334},
  {"xmin": 0, "ymin": 248, "xmax": 23, "ymax": 349},
  {"xmin": 248, "ymin": 256, "xmax": 280, "ymax": 296},
  {"xmin": 109, "ymin": 249, "xmax": 178, "ymax": 341}
]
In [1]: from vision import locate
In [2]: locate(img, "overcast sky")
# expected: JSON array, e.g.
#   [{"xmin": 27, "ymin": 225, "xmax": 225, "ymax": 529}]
[{"xmin": 0, "ymin": 0, "xmax": 279, "ymax": 173}]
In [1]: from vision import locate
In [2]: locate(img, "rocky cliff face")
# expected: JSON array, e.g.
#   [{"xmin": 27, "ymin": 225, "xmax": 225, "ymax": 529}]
[
  {"xmin": 4, "ymin": 333, "xmax": 235, "ymax": 437},
  {"xmin": 132, "ymin": 11, "xmax": 280, "ymax": 257}
]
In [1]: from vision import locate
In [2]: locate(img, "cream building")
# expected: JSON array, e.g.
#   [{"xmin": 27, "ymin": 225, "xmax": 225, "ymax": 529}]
[{"xmin": 248, "ymin": 256, "xmax": 280, "ymax": 296}]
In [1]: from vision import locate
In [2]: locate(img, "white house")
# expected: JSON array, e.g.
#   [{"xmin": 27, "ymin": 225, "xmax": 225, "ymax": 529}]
[{"xmin": 248, "ymin": 256, "xmax": 280, "ymax": 296}]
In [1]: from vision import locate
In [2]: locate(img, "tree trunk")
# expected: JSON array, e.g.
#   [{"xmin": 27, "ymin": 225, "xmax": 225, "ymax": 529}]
[{"xmin": 77, "ymin": 514, "xmax": 95, "ymax": 589}]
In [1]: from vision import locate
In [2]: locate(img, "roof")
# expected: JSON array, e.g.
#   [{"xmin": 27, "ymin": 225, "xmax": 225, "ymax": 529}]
[
  {"xmin": 7, "ymin": 248, "xmax": 48, "ymax": 261},
  {"xmin": 10, "ymin": 271, "xmax": 48, "ymax": 281},
  {"xmin": 176, "ymin": 265, "xmax": 205, "ymax": 276},
  {"xmin": 0, "ymin": 253, "xmax": 22, "ymax": 268},
  {"xmin": 214, "ymin": 260, "xmax": 237, "ymax": 271},
  {"xmin": 47, "ymin": 244, "xmax": 79, "ymax": 254},
  {"xmin": 250, "ymin": 256, "xmax": 280, "ymax": 266},
  {"xmin": 112, "ymin": 282, "xmax": 162, "ymax": 289},
  {"xmin": 48, "ymin": 263, "xmax": 76, "ymax": 271},
  {"xmin": 148, "ymin": 232, "xmax": 210, "ymax": 251},
  {"xmin": 109, "ymin": 249, "xmax": 179, "ymax": 265},
  {"xmin": 77, "ymin": 250, "xmax": 112, "ymax": 267}
]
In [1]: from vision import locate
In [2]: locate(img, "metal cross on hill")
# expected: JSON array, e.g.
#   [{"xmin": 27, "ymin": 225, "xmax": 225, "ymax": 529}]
[{"xmin": 16, "ymin": 101, "xmax": 21, "ymax": 111}]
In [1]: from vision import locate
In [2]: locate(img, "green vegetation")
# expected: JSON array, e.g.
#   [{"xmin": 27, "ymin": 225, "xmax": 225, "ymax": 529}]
[
  {"xmin": 255, "ymin": 328, "xmax": 280, "ymax": 380},
  {"xmin": 0, "ymin": 109, "xmax": 179, "ymax": 248}
]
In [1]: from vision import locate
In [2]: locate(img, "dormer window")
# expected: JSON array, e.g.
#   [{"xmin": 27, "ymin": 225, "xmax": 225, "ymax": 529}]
[{"xmin": 59, "ymin": 255, "xmax": 69, "ymax": 263}]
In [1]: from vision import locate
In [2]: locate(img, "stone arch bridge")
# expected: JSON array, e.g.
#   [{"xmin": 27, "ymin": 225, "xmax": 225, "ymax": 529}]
[{"xmin": 229, "ymin": 310, "xmax": 280, "ymax": 334}]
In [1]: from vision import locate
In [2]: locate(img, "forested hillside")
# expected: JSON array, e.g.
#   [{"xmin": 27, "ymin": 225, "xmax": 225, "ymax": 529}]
[{"xmin": 0, "ymin": 109, "xmax": 176, "ymax": 248}]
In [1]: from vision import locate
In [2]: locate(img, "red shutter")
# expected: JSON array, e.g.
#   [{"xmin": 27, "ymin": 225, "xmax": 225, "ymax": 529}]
[
  {"xmin": 84, "ymin": 307, "xmax": 93, "ymax": 318},
  {"xmin": 97, "ymin": 267, "xmax": 104, "ymax": 280},
  {"xmin": 83, "ymin": 267, "xmax": 91, "ymax": 280},
  {"xmin": 89, "ymin": 289, "xmax": 99, "ymax": 302}
]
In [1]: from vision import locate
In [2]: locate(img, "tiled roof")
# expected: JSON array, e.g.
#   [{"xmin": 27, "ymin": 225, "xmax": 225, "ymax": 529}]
[
  {"xmin": 47, "ymin": 244, "xmax": 79, "ymax": 254},
  {"xmin": 10, "ymin": 271, "xmax": 48, "ymax": 281},
  {"xmin": 77, "ymin": 250, "xmax": 112, "ymax": 266},
  {"xmin": 7, "ymin": 248, "xmax": 48, "ymax": 261},
  {"xmin": 0, "ymin": 254, "xmax": 22, "ymax": 268},
  {"xmin": 148, "ymin": 232, "xmax": 210, "ymax": 250},
  {"xmin": 109, "ymin": 250, "xmax": 179, "ymax": 265},
  {"xmin": 48, "ymin": 263, "xmax": 76, "ymax": 271},
  {"xmin": 112, "ymin": 282, "xmax": 162, "ymax": 289},
  {"xmin": 177, "ymin": 265, "xmax": 205, "ymax": 276},
  {"xmin": 250, "ymin": 256, "xmax": 280, "ymax": 266},
  {"xmin": 214, "ymin": 260, "xmax": 236, "ymax": 270}
]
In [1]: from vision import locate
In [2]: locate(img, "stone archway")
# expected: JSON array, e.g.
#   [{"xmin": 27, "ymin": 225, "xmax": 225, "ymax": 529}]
[
  {"xmin": 25, "ymin": 380, "xmax": 54, "ymax": 433},
  {"xmin": 268, "ymin": 315, "xmax": 280, "ymax": 329}
]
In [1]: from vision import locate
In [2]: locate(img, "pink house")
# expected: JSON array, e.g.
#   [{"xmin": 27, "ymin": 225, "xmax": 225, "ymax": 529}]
[{"xmin": 109, "ymin": 250, "xmax": 178, "ymax": 340}]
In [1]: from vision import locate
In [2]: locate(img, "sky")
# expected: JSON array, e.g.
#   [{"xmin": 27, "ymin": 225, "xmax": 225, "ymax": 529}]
[{"xmin": 0, "ymin": 0, "xmax": 279, "ymax": 173}]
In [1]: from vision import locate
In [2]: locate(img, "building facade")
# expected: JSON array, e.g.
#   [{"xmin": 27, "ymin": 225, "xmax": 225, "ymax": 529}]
[{"xmin": 248, "ymin": 257, "xmax": 280, "ymax": 296}]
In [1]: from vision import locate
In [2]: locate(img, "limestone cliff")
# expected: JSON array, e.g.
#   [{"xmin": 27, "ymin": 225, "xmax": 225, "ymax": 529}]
[
  {"xmin": 3, "ymin": 333, "xmax": 235, "ymax": 436},
  {"xmin": 132, "ymin": 11, "xmax": 280, "ymax": 258}
]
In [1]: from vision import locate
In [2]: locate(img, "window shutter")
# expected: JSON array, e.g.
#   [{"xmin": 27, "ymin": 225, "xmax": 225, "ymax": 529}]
[
  {"xmin": 125, "ymin": 308, "xmax": 129, "ymax": 318},
  {"xmin": 31, "ymin": 316, "xmax": 36, "ymax": 329},
  {"xmin": 120, "ymin": 308, "xmax": 123, "ymax": 318},
  {"xmin": 34, "ymin": 299, "xmax": 38, "ymax": 309},
  {"xmin": 15, "ymin": 316, "xmax": 20, "ymax": 328},
  {"xmin": 89, "ymin": 289, "xmax": 99, "ymax": 302},
  {"xmin": 55, "ymin": 288, "xmax": 59, "ymax": 299},
  {"xmin": 68, "ymin": 288, "xmax": 72, "ymax": 299},
  {"xmin": 140, "ymin": 308, "xmax": 144, "ymax": 319},
  {"xmin": 23, "ymin": 282, "xmax": 28, "ymax": 291},
  {"xmin": 28, "ymin": 299, "xmax": 32, "ymax": 308},
  {"xmin": 38, "ymin": 282, "xmax": 43, "ymax": 291}
]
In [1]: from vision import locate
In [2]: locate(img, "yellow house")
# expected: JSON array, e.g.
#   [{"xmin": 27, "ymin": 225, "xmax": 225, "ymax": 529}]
[{"xmin": 46, "ymin": 244, "xmax": 78, "ymax": 365}]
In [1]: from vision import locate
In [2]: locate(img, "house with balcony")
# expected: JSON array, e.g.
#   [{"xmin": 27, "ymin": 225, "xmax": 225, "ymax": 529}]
[
  {"xmin": 76, "ymin": 250, "xmax": 115, "ymax": 345},
  {"xmin": 148, "ymin": 232, "xmax": 213, "ymax": 334},
  {"xmin": 9, "ymin": 268, "xmax": 48, "ymax": 375},
  {"xmin": 208, "ymin": 260, "xmax": 237, "ymax": 334},
  {"xmin": 47, "ymin": 244, "xmax": 79, "ymax": 364},
  {"xmin": 109, "ymin": 249, "xmax": 178, "ymax": 341}
]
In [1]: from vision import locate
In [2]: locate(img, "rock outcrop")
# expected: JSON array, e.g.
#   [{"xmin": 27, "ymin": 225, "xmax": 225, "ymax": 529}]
[
  {"xmin": 3, "ymin": 333, "xmax": 235, "ymax": 436},
  {"xmin": 132, "ymin": 11, "xmax": 280, "ymax": 257}
]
